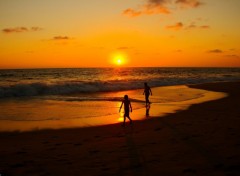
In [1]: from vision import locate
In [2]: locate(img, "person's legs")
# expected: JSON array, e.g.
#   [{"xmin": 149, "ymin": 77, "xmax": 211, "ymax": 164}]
[
  {"xmin": 122, "ymin": 115, "xmax": 126, "ymax": 126},
  {"xmin": 127, "ymin": 116, "xmax": 133, "ymax": 124},
  {"xmin": 145, "ymin": 94, "xmax": 150, "ymax": 105}
]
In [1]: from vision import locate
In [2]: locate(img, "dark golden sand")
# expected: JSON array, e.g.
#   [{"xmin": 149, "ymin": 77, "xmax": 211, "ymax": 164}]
[{"xmin": 0, "ymin": 81, "xmax": 239, "ymax": 176}]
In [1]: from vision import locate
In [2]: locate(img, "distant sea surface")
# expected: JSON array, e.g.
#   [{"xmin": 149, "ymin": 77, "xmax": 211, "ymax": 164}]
[
  {"xmin": 1, "ymin": 67, "xmax": 239, "ymax": 98},
  {"xmin": 0, "ymin": 67, "xmax": 239, "ymax": 130}
]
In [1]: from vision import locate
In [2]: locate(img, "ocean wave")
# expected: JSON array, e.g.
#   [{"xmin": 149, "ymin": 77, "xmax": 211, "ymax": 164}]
[
  {"xmin": 54, "ymin": 96, "xmax": 145, "ymax": 103},
  {"xmin": 0, "ymin": 68, "xmax": 239, "ymax": 99},
  {"xmin": 0, "ymin": 81, "xmax": 143, "ymax": 98},
  {"xmin": 0, "ymin": 78, "xmax": 235, "ymax": 99}
]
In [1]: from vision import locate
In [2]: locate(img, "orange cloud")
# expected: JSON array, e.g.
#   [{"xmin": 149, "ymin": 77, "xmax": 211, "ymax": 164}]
[
  {"xmin": 187, "ymin": 24, "xmax": 197, "ymax": 29},
  {"xmin": 173, "ymin": 49, "xmax": 182, "ymax": 52},
  {"xmin": 2, "ymin": 27, "xmax": 28, "ymax": 33},
  {"xmin": 52, "ymin": 36, "xmax": 71, "ymax": 40},
  {"xmin": 166, "ymin": 22, "xmax": 210, "ymax": 30},
  {"xmin": 199, "ymin": 25, "xmax": 210, "ymax": 29},
  {"xmin": 185, "ymin": 23, "xmax": 210, "ymax": 30},
  {"xmin": 123, "ymin": 8, "xmax": 143, "ymax": 17},
  {"xmin": 175, "ymin": 0, "xmax": 203, "ymax": 8},
  {"xmin": 207, "ymin": 49, "xmax": 223, "ymax": 53},
  {"xmin": 123, "ymin": 0, "xmax": 203, "ymax": 17},
  {"xmin": 225, "ymin": 55, "xmax": 239, "ymax": 58},
  {"xmin": 166, "ymin": 22, "xmax": 183, "ymax": 30},
  {"xmin": 2, "ymin": 26, "xmax": 42, "ymax": 33},
  {"xmin": 31, "ymin": 27, "xmax": 43, "ymax": 31},
  {"xmin": 117, "ymin": 47, "xmax": 133, "ymax": 50},
  {"xmin": 123, "ymin": 4, "xmax": 170, "ymax": 17}
]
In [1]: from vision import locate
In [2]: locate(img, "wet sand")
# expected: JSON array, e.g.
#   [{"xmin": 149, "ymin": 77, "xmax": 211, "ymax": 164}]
[
  {"xmin": 0, "ymin": 85, "xmax": 226, "ymax": 132},
  {"xmin": 0, "ymin": 81, "xmax": 240, "ymax": 175}
]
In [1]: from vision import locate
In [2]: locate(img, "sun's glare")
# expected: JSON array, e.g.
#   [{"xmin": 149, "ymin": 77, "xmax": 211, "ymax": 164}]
[
  {"xmin": 117, "ymin": 59, "xmax": 122, "ymax": 65},
  {"xmin": 112, "ymin": 53, "xmax": 127, "ymax": 66}
]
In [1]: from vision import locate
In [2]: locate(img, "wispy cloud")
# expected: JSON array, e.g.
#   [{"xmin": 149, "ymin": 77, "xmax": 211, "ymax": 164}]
[
  {"xmin": 207, "ymin": 49, "xmax": 223, "ymax": 53},
  {"xmin": 166, "ymin": 22, "xmax": 183, "ymax": 30},
  {"xmin": 2, "ymin": 26, "xmax": 43, "ymax": 33},
  {"xmin": 123, "ymin": 8, "xmax": 143, "ymax": 17},
  {"xmin": 122, "ymin": 0, "xmax": 171, "ymax": 17},
  {"xmin": 52, "ymin": 36, "xmax": 71, "ymax": 40},
  {"xmin": 123, "ymin": 0, "xmax": 203, "ymax": 17},
  {"xmin": 166, "ymin": 21, "xmax": 210, "ymax": 30},
  {"xmin": 175, "ymin": 0, "xmax": 203, "ymax": 8},
  {"xmin": 31, "ymin": 27, "xmax": 43, "ymax": 31},
  {"xmin": 173, "ymin": 49, "xmax": 183, "ymax": 52},
  {"xmin": 225, "ymin": 54, "xmax": 239, "ymax": 58},
  {"xmin": 123, "ymin": 5, "xmax": 170, "ymax": 17},
  {"xmin": 117, "ymin": 47, "xmax": 133, "ymax": 50},
  {"xmin": 185, "ymin": 23, "xmax": 210, "ymax": 30},
  {"xmin": 199, "ymin": 25, "xmax": 210, "ymax": 29},
  {"xmin": 42, "ymin": 36, "xmax": 73, "ymax": 44}
]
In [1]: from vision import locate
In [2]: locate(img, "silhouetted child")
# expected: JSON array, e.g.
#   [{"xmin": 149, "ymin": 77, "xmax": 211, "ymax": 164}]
[{"xmin": 119, "ymin": 95, "xmax": 133, "ymax": 126}]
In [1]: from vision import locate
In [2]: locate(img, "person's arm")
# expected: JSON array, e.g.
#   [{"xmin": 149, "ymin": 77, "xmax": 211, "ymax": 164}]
[{"xmin": 119, "ymin": 101, "xmax": 123, "ymax": 112}]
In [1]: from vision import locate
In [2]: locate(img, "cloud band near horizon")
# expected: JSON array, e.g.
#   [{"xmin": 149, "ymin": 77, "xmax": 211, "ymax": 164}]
[
  {"xmin": 123, "ymin": 0, "xmax": 203, "ymax": 17},
  {"xmin": 2, "ymin": 27, "xmax": 43, "ymax": 33}
]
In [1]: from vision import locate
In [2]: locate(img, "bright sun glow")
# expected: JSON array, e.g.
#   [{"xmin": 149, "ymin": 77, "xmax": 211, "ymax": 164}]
[
  {"xmin": 115, "ymin": 56, "xmax": 124, "ymax": 65},
  {"xmin": 117, "ymin": 59, "xmax": 122, "ymax": 65},
  {"xmin": 112, "ymin": 53, "xmax": 127, "ymax": 66}
]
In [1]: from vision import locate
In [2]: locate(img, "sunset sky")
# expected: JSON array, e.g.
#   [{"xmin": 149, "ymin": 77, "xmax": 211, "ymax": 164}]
[{"xmin": 0, "ymin": 0, "xmax": 240, "ymax": 68}]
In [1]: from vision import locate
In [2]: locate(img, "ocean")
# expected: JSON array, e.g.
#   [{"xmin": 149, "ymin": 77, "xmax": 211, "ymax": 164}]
[{"xmin": 0, "ymin": 67, "xmax": 239, "ymax": 131}]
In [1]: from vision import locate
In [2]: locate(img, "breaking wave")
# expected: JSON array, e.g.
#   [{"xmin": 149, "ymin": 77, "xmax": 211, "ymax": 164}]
[{"xmin": 0, "ymin": 67, "xmax": 239, "ymax": 98}]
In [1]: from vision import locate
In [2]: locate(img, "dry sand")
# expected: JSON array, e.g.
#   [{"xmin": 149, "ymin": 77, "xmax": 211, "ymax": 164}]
[{"xmin": 0, "ymin": 81, "xmax": 239, "ymax": 176}]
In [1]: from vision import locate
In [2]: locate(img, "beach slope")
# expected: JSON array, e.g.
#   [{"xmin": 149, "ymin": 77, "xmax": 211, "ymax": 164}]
[{"xmin": 0, "ymin": 81, "xmax": 239, "ymax": 175}]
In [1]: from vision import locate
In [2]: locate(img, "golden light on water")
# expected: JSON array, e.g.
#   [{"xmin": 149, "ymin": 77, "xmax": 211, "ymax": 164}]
[{"xmin": 118, "ymin": 117, "xmax": 124, "ymax": 122}]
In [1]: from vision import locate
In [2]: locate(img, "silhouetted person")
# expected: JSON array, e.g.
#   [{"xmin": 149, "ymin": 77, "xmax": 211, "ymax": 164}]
[
  {"xmin": 143, "ymin": 82, "xmax": 152, "ymax": 116},
  {"xmin": 143, "ymin": 82, "xmax": 152, "ymax": 106},
  {"xmin": 119, "ymin": 95, "xmax": 133, "ymax": 126}
]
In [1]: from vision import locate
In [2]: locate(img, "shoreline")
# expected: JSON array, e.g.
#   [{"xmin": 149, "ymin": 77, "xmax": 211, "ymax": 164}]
[
  {"xmin": 0, "ymin": 83, "xmax": 227, "ymax": 132},
  {"xmin": 0, "ymin": 81, "xmax": 240, "ymax": 175}
]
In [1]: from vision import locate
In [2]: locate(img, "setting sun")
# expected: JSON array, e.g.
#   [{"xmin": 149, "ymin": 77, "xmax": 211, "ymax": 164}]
[
  {"xmin": 117, "ymin": 59, "xmax": 122, "ymax": 65},
  {"xmin": 115, "ymin": 56, "xmax": 123, "ymax": 65},
  {"xmin": 112, "ymin": 53, "xmax": 127, "ymax": 66}
]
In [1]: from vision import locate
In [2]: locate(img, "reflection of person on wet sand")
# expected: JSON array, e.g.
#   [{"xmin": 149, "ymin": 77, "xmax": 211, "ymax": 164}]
[{"xmin": 119, "ymin": 95, "xmax": 133, "ymax": 127}]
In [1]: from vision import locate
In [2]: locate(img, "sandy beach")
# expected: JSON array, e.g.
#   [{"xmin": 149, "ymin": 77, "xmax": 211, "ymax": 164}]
[{"xmin": 0, "ymin": 81, "xmax": 239, "ymax": 176}]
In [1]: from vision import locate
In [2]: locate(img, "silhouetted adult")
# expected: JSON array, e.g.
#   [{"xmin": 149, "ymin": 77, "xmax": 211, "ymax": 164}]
[{"xmin": 143, "ymin": 82, "xmax": 152, "ymax": 107}]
